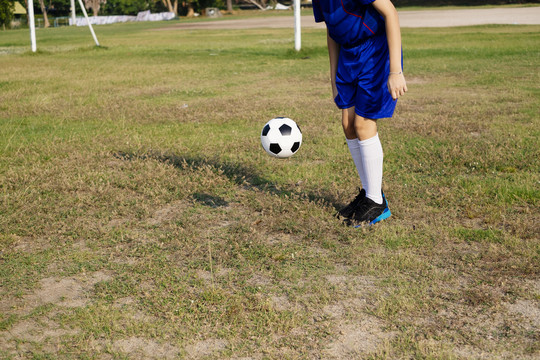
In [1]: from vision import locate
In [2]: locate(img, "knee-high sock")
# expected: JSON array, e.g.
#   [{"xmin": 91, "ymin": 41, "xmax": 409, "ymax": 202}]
[
  {"xmin": 358, "ymin": 133, "xmax": 384, "ymax": 204},
  {"xmin": 346, "ymin": 138, "xmax": 367, "ymax": 189}
]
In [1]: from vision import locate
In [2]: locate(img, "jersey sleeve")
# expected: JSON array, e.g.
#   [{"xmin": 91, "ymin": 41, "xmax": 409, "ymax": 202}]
[
  {"xmin": 312, "ymin": 0, "xmax": 325, "ymax": 23},
  {"xmin": 358, "ymin": 0, "xmax": 376, "ymax": 4}
]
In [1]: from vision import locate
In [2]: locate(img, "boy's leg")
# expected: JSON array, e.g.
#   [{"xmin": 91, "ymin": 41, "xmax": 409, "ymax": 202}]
[
  {"xmin": 354, "ymin": 115, "xmax": 383, "ymax": 205},
  {"xmin": 353, "ymin": 115, "xmax": 378, "ymax": 141},
  {"xmin": 342, "ymin": 107, "xmax": 367, "ymax": 189},
  {"xmin": 336, "ymin": 107, "xmax": 367, "ymax": 219},
  {"xmin": 342, "ymin": 107, "xmax": 356, "ymax": 140}
]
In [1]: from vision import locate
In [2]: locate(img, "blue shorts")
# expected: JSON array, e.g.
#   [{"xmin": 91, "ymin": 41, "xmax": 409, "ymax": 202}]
[{"xmin": 334, "ymin": 32, "xmax": 398, "ymax": 119}]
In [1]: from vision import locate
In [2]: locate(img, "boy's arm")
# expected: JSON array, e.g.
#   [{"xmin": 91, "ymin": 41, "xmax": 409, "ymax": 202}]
[
  {"xmin": 372, "ymin": 0, "xmax": 407, "ymax": 100},
  {"xmin": 327, "ymin": 29, "xmax": 340, "ymax": 100}
]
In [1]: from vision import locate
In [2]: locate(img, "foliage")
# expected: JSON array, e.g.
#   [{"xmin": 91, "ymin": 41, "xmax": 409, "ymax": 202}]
[
  {"xmin": 47, "ymin": 0, "xmax": 72, "ymax": 16},
  {"xmin": 0, "ymin": 0, "xmax": 15, "ymax": 29},
  {"xmin": 196, "ymin": 0, "xmax": 224, "ymax": 11},
  {"xmin": 100, "ymin": 0, "xmax": 168, "ymax": 15},
  {"xmin": 31, "ymin": 0, "xmax": 170, "ymax": 16}
]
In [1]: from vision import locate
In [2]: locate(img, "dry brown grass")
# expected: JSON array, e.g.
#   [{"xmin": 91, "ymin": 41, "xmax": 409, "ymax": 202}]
[{"xmin": 0, "ymin": 22, "xmax": 538, "ymax": 359}]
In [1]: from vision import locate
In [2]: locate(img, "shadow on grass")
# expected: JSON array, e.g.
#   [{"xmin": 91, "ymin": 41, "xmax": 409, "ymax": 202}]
[
  {"xmin": 114, "ymin": 150, "xmax": 342, "ymax": 211},
  {"xmin": 193, "ymin": 192, "xmax": 229, "ymax": 208}
]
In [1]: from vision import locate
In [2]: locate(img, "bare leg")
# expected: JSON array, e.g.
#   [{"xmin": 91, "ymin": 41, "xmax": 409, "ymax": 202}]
[
  {"xmin": 341, "ymin": 107, "xmax": 356, "ymax": 140},
  {"xmin": 353, "ymin": 114, "xmax": 378, "ymax": 141}
]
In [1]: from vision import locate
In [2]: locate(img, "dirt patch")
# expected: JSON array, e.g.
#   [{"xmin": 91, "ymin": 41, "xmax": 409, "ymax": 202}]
[
  {"xmin": 12, "ymin": 235, "xmax": 52, "ymax": 253},
  {"xmin": 506, "ymin": 300, "xmax": 540, "ymax": 328},
  {"xmin": 247, "ymin": 273, "xmax": 272, "ymax": 287},
  {"xmin": 0, "ymin": 318, "xmax": 80, "ymax": 356},
  {"xmin": 325, "ymin": 316, "xmax": 395, "ymax": 358},
  {"xmin": 321, "ymin": 272, "xmax": 393, "ymax": 358},
  {"xmin": 113, "ymin": 337, "xmax": 179, "ymax": 359},
  {"xmin": 33, "ymin": 277, "xmax": 86, "ymax": 307},
  {"xmin": 325, "ymin": 274, "xmax": 377, "ymax": 294},
  {"xmin": 148, "ymin": 200, "xmax": 191, "ymax": 225},
  {"xmin": 270, "ymin": 295, "xmax": 293, "ymax": 311},
  {"xmin": 526, "ymin": 278, "xmax": 540, "ymax": 295},
  {"xmin": 184, "ymin": 338, "xmax": 228, "ymax": 359},
  {"xmin": 453, "ymin": 345, "xmax": 538, "ymax": 360},
  {"xmin": 154, "ymin": 8, "xmax": 540, "ymax": 32},
  {"xmin": 10, "ymin": 271, "xmax": 115, "ymax": 315},
  {"xmin": 3, "ymin": 319, "xmax": 78, "ymax": 342},
  {"xmin": 267, "ymin": 233, "xmax": 294, "ymax": 245},
  {"xmin": 323, "ymin": 298, "xmax": 368, "ymax": 319},
  {"xmin": 196, "ymin": 267, "xmax": 231, "ymax": 282},
  {"xmin": 322, "ymin": 271, "xmax": 393, "ymax": 358},
  {"xmin": 113, "ymin": 296, "xmax": 135, "ymax": 307}
]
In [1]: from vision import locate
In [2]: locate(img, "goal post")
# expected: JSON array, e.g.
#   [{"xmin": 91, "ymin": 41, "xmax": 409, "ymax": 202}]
[
  {"xmin": 76, "ymin": 0, "xmax": 100, "ymax": 46},
  {"xmin": 27, "ymin": 0, "xmax": 37, "ymax": 52},
  {"xmin": 70, "ymin": 0, "xmax": 76, "ymax": 25},
  {"xmin": 294, "ymin": 0, "xmax": 301, "ymax": 51},
  {"xmin": 27, "ymin": 0, "xmax": 100, "ymax": 52}
]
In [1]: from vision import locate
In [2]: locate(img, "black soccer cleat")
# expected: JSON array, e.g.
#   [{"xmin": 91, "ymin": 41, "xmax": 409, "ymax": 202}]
[
  {"xmin": 336, "ymin": 188, "xmax": 365, "ymax": 220},
  {"xmin": 347, "ymin": 191, "xmax": 391, "ymax": 227}
]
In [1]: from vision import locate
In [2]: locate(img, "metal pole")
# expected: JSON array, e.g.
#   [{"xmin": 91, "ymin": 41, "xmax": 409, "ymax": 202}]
[
  {"xmin": 294, "ymin": 0, "xmax": 301, "ymax": 51},
  {"xmin": 76, "ymin": 0, "xmax": 100, "ymax": 46},
  {"xmin": 27, "ymin": 0, "xmax": 37, "ymax": 52},
  {"xmin": 70, "ymin": 0, "xmax": 76, "ymax": 25}
]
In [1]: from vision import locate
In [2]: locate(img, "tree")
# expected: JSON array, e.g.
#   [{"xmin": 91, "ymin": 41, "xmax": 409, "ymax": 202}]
[
  {"xmin": 100, "ymin": 0, "xmax": 161, "ymax": 15},
  {"xmin": 0, "ymin": 0, "xmax": 15, "ymax": 30},
  {"xmin": 37, "ymin": 0, "xmax": 50, "ymax": 27},
  {"xmin": 161, "ymin": 0, "xmax": 178, "ymax": 15},
  {"xmin": 84, "ymin": 0, "xmax": 107, "ymax": 16}
]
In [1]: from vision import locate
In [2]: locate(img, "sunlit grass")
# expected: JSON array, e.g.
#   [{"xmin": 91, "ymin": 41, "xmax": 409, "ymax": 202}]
[{"xmin": 0, "ymin": 20, "xmax": 539, "ymax": 359}]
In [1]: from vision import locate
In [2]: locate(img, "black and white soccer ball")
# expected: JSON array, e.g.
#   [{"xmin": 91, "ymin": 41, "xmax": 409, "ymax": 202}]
[{"xmin": 261, "ymin": 117, "xmax": 302, "ymax": 158}]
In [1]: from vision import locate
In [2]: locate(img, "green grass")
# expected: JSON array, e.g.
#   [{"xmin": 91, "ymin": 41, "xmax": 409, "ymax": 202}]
[{"xmin": 0, "ymin": 19, "xmax": 539, "ymax": 359}]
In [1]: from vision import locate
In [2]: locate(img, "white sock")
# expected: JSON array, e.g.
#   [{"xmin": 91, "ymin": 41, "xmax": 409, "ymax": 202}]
[
  {"xmin": 358, "ymin": 133, "xmax": 384, "ymax": 204},
  {"xmin": 346, "ymin": 138, "xmax": 367, "ymax": 189}
]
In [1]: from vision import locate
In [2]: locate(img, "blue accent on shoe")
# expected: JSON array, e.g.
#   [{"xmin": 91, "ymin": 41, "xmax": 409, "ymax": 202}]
[{"xmin": 369, "ymin": 207, "xmax": 391, "ymax": 225}]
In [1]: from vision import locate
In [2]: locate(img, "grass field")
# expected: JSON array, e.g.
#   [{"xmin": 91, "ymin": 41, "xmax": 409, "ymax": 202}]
[{"xmin": 0, "ymin": 16, "xmax": 539, "ymax": 359}]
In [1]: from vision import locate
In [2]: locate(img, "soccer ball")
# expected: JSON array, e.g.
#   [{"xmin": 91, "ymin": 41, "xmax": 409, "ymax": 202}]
[{"xmin": 261, "ymin": 117, "xmax": 302, "ymax": 158}]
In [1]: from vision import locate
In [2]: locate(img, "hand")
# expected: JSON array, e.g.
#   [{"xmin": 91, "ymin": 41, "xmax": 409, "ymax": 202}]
[{"xmin": 387, "ymin": 73, "xmax": 407, "ymax": 100}]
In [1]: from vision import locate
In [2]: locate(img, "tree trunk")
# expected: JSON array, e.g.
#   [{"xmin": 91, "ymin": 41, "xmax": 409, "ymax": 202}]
[
  {"xmin": 227, "ymin": 0, "xmax": 232, "ymax": 12},
  {"xmin": 37, "ymin": 0, "xmax": 50, "ymax": 28},
  {"xmin": 245, "ymin": 0, "xmax": 264, "ymax": 10},
  {"xmin": 186, "ymin": 2, "xmax": 194, "ymax": 17},
  {"xmin": 173, "ymin": 0, "xmax": 178, "ymax": 16},
  {"xmin": 164, "ymin": 0, "xmax": 173, "ymax": 12}
]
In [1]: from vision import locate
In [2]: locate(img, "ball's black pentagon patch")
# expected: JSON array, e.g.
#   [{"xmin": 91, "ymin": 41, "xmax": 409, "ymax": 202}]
[
  {"xmin": 269, "ymin": 143, "xmax": 282, "ymax": 155},
  {"xmin": 291, "ymin": 142, "xmax": 300, "ymax": 153},
  {"xmin": 279, "ymin": 124, "xmax": 292, "ymax": 136},
  {"xmin": 262, "ymin": 124, "xmax": 270, "ymax": 136}
]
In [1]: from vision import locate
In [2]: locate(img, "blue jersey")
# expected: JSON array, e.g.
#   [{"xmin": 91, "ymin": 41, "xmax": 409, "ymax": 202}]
[{"xmin": 313, "ymin": 0, "xmax": 385, "ymax": 48}]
